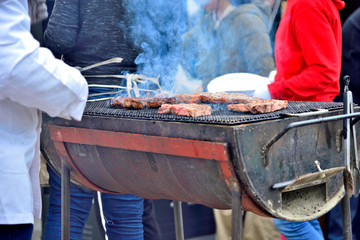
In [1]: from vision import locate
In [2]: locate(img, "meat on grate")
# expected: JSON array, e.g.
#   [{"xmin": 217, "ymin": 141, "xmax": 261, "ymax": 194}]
[
  {"xmin": 110, "ymin": 92, "xmax": 259, "ymax": 109},
  {"xmin": 199, "ymin": 92, "xmax": 259, "ymax": 104},
  {"xmin": 158, "ymin": 104, "xmax": 211, "ymax": 117},
  {"xmin": 228, "ymin": 99, "xmax": 288, "ymax": 114},
  {"xmin": 110, "ymin": 96, "xmax": 176, "ymax": 109}
]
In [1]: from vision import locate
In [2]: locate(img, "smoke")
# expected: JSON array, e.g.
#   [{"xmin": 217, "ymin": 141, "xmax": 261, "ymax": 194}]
[
  {"xmin": 121, "ymin": 0, "xmax": 189, "ymax": 92},
  {"xmin": 120, "ymin": 0, "xmax": 276, "ymax": 95}
]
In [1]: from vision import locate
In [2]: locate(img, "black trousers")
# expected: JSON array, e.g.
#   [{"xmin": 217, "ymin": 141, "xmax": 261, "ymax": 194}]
[
  {"xmin": 143, "ymin": 199, "xmax": 163, "ymax": 240},
  {"xmin": 0, "ymin": 224, "xmax": 33, "ymax": 240}
]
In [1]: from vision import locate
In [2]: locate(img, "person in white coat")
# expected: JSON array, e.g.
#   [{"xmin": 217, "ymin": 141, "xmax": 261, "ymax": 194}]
[{"xmin": 0, "ymin": 0, "xmax": 88, "ymax": 239}]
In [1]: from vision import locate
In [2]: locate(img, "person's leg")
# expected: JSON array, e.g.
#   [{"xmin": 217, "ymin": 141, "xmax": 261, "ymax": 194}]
[
  {"xmin": 43, "ymin": 165, "xmax": 94, "ymax": 240},
  {"xmin": 354, "ymin": 198, "xmax": 360, "ymax": 240},
  {"xmin": 243, "ymin": 212, "xmax": 281, "ymax": 240},
  {"xmin": 213, "ymin": 209, "xmax": 232, "ymax": 240},
  {"xmin": 0, "ymin": 224, "xmax": 33, "ymax": 240},
  {"xmin": 143, "ymin": 199, "xmax": 162, "ymax": 240},
  {"xmin": 273, "ymin": 218, "xmax": 324, "ymax": 240},
  {"xmin": 101, "ymin": 193, "xmax": 144, "ymax": 240}
]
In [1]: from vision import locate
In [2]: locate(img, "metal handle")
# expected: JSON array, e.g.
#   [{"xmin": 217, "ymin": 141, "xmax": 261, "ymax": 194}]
[
  {"xmin": 261, "ymin": 112, "xmax": 360, "ymax": 167},
  {"xmin": 281, "ymin": 109, "xmax": 328, "ymax": 117}
]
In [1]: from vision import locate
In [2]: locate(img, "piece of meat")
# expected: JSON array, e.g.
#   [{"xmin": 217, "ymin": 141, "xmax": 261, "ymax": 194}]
[
  {"xmin": 199, "ymin": 92, "xmax": 259, "ymax": 104},
  {"xmin": 158, "ymin": 104, "xmax": 211, "ymax": 117},
  {"xmin": 227, "ymin": 103, "xmax": 250, "ymax": 112},
  {"xmin": 110, "ymin": 96, "xmax": 176, "ymax": 109},
  {"xmin": 147, "ymin": 97, "xmax": 176, "ymax": 108},
  {"xmin": 247, "ymin": 100, "xmax": 288, "ymax": 114},
  {"xmin": 125, "ymin": 98, "xmax": 148, "ymax": 109},
  {"xmin": 158, "ymin": 104, "xmax": 172, "ymax": 114},
  {"xmin": 174, "ymin": 93, "xmax": 200, "ymax": 103},
  {"xmin": 110, "ymin": 97, "xmax": 148, "ymax": 109},
  {"xmin": 110, "ymin": 96, "xmax": 128, "ymax": 108},
  {"xmin": 228, "ymin": 100, "xmax": 288, "ymax": 114}
]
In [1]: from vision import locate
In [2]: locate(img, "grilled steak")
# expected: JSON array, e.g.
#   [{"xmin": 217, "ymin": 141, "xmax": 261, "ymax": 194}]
[
  {"xmin": 147, "ymin": 97, "xmax": 176, "ymax": 108},
  {"xmin": 110, "ymin": 97, "xmax": 148, "ymax": 109},
  {"xmin": 199, "ymin": 92, "xmax": 259, "ymax": 104},
  {"xmin": 124, "ymin": 98, "xmax": 148, "ymax": 109},
  {"xmin": 158, "ymin": 104, "xmax": 211, "ymax": 117},
  {"xmin": 228, "ymin": 99, "xmax": 288, "ymax": 114},
  {"xmin": 174, "ymin": 93, "xmax": 200, "ymax": 103},
  {"xmin": 110, "ymin": 92, "xmax": 264, "ymax": 111},
  {"xmin": 110, "ymin": 96, "xmax": 128, "ymax": 108},
  {"xmin": 228, "ymin": 104, "xmax": 250, "ymax": 112},
  {"xmin": 110, "ymin": 96, "xmax": 176, "ymax": 109}
]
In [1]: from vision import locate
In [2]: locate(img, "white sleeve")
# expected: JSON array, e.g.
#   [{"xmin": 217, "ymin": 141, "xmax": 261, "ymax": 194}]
[
  {"xmin": 0, "ymin": 0, "xmax": 88, "ymax": 121},
  {"xmin": 8, "ymin": 48, "xmax": 88, "ymax": 121}
]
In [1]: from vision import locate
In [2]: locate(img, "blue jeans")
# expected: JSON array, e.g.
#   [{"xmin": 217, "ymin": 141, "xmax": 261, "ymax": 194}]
[
  {"xmin": 43, "ymin": 166, "xmax": 144, "ymax": 240},
  {"xmin": 273, "ymin": 219, "xmax": 324, "ymax": 240}
]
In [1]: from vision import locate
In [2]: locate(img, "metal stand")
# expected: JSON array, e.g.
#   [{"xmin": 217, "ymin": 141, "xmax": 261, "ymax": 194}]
[
  {"xmin": 173, "ymin": 200, "xmax": 185, "ymax": 240},
  {"xmin": 341, "ymin": 75, "xmax": 359, "ymax": 240},
  {"xmin": 61, "ymin": 162, "xmax": 70, "ymax": 240},
  {"xmin": 341, "ymin": 196, "xmax": 352, "ymax": 240},
  {"xmin": 232, "ymin": 182, "xmax": 242, "ymax": 240}
]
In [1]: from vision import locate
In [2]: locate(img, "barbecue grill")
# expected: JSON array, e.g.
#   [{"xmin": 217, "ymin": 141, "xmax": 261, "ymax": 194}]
[{"xmin": 41, "ymin": 98, "xmax": 360, "ymax": 239}]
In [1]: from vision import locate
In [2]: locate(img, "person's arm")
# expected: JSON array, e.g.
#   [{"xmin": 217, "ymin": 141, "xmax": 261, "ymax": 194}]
[
  {"xmin": 342, "ymin": 12, "xmax": 360, "ymax": 100},
  {"xmin": 0, "ymin": 0, "xmax": 87, "ymax": 121},
  {"xmin": 43, "ymin": 0, "xmax": 80, "ymax": 58},
  {"xmin": 269, "ymin": 7, "xmax": 340, "ymax": 101}
]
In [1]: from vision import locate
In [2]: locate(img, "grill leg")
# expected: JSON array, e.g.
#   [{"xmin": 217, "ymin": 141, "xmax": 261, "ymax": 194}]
[
  {"xmin": 61, "ymin": 162, "xmax": 70, "ymax": 240},
  {"xmin": 232, "ymin": 182, "xmax": 243, "ymax": 240},
  {"xmin": 341, "ymin": 196, "xmax": 353, "ymax": 240},
  {"xmin": 173, "ymin": 200, "xmax": 184, "ymax": 240}
]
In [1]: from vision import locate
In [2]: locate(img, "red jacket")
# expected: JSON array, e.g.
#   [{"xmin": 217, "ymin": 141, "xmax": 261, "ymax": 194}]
[{"xmin": 268, "ymin": 0, "xmax": 345, "ymax": 102}]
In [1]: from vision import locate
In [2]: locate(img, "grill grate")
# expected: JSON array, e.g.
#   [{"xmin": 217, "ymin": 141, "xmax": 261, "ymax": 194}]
[{"xmin": 84, "ymin": 100, "xmax": 344, "ymax": 125}]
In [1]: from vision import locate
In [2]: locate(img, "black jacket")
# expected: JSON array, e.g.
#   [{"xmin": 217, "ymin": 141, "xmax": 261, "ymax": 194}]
[
  {"xmin": 334, "ymin": 7, "xmax": 360, "ymax": 104},
  {"xmin": 44, "ymin": 0, "xmax": 140, "ymax": 82}
]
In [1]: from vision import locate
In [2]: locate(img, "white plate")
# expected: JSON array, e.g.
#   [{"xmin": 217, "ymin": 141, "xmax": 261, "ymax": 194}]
[{"xmin": 207, "ymin": 73, "xmax": 269, "ymax": 96}]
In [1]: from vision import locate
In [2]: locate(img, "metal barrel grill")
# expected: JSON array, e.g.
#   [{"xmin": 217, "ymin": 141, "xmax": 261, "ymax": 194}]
[{"xmin": 41, "ymin": 99, "xmax": 360, "ymax": 239}]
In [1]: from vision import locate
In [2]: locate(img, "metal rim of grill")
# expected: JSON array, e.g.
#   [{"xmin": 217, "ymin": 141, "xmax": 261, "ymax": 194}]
[{"xmin": 84, "ymin": 100, "xmax": 344, "ymax": 125}]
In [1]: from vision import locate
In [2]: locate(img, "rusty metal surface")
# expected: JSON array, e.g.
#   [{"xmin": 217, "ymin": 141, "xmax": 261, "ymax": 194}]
[
  {"xmin": 41, "ymin": 114, "xmax": 240, "ymax": 209},
  {"xmin": 40, "ymin": 106, "xmax": 358, "ymax": 220},
  {"xmin": 232, "ymin": 110, "xmax": 360, "ymax": 221},
  {"xmin": 47, "ymin": 125, "xmax": 233, "ymax": 208},
  {"xmin": 49, "ymin": 126, "xmax": 229, "ymax": 161}
]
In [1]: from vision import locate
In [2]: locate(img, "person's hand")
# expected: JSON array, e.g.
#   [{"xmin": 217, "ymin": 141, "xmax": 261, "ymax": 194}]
[
  {"xmin": 251, "ymin": 70, "xmax": 276, "ymax": 99},
  {"xmin": 268, "ymin": 69, "xmax": 277, "ymax": 83},
  {"xmin": 28, "ymin": 0, "xmax": 48, "ymax": 24},
  {"xmin": 253, "ymin": 80, "xmax": 271, "ymax": 99}
]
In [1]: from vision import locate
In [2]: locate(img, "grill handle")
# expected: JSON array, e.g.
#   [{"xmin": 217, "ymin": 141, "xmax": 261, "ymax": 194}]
[{"xmin": 261, "ymin": 112, "xmax": 360, "ymax": 167}]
